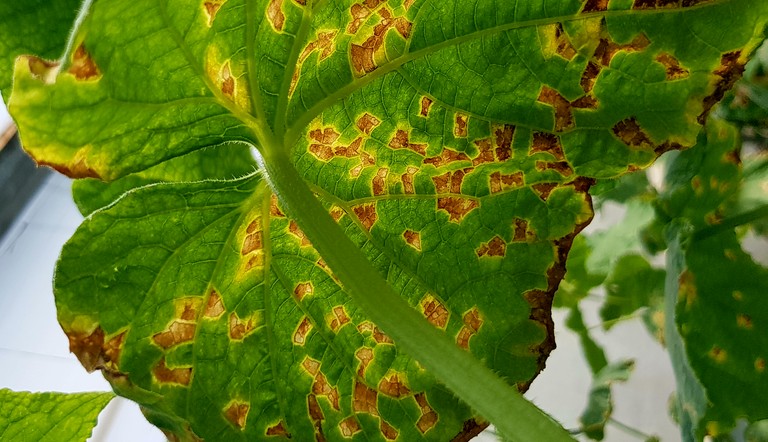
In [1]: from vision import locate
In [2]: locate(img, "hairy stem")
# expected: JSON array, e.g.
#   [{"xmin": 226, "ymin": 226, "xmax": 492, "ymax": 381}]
[{"xmin": 255, "ymin": 146, "xmax": 574, "ymax": 442}]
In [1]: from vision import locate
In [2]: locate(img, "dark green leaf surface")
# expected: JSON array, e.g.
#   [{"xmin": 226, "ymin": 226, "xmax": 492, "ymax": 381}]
[
  {"xmin": 600, "ymin": 254, "xmax": 664, "ymax": 330},
  {"xmin": 0, "ymin": 389, "xmax": 113, "ymax": 442},
  {"xmin": 0, "ymin": 0, "xmax": 81, "ymax": 101},
  {"xmin": 7, "ymin": 0, "xmax": 768, "ymax": 440}
]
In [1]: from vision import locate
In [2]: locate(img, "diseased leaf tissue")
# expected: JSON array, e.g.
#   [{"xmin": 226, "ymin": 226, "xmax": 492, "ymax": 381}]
[{"xmin": 5, "ymin": 0, "xmax": 767, "ymax": 440}]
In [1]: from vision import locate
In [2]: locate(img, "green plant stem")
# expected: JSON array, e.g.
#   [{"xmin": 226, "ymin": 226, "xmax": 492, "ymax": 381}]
[
  {"xmin": 255, "ymin": 147, "xmax": 574, "ymax": 442},
  {"xmin": 609, "ymin": 418, "xmax": 656, "ymax": 440}
]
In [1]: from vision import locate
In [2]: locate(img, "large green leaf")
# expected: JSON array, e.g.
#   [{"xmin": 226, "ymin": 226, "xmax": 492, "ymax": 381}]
[
  {"xmin": 0, "ymin": 389, "xmax": 113, "ymax": 442},
  {"xmin": 6, "ymin": 0, "xmax": 768, "ymax": 440}
]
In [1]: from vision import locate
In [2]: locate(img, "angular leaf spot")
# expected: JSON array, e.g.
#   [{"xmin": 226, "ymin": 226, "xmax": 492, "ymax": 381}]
[
  {"xmin": 432, "ymin": 168, "xmax": 472, "ymax": 194},
  {"xmin": 152, "ymin": 321, "xmax": 196, "ymax": 349},
  {"xmin": 420, "ymin": 294, "xmax": 449, "ymax": 329},
  {"xmin": 708, "ymin": 346, "xmax": 728, "ymax": 364},
  {"xmin": 229, "ymin": 312, "xmax": 257, "ymax": 340},
  {"xmin": 580, "ymin": 61, "xmax": 601, "ymax": 93},
  {"xmin": 736, "ymin": 314, "xmax": 753, "ymax": 330},
  {"xmin": 471, "ymin": 139, "xmax": 495, "ymax": 167},
  {"xmin": 270, "ymin": 194, "xmax": 286, "ymax": 217},
  {"xmin": 293, "ymin": 317, "xmax": 313, "ymax": 345},
  {"xmin": 355, "ymin": 347, "xmax": 374, "ymax": 377},
  {"xmin": 594, "ymin": 33, "xmax": 650, "ymax": 67},
  {"xmin": 531, "ymin": 132, "xmax": 566, "ymax": 160},
  {"xmin": 219, "ymin": 61, "xmax": 235, "ymax": 97},
  {"xmin": 378, "ymin": 372, "xmax": 411, "ymax": 398},
  {"xmin": 66, "ymin": 326, "xmax": 127, "ymax": 374},
  {"xmin": 308, "ymin": 127, "xmax": 363, "ymax": 161},
  {"xmin": 542, "ymin": 23, "xmax": 577, "ymax": 61},
  {"xmin": 655, "ymin": 52, "xmax": 690, "ymax": 80},
  {"xmin": 454, "ymin": 113, "xmax": 468, "ymax": 138},
  {"xmin": 403, "ymin": 229, "xmax": 422, "ymax": 251},
  {"xmin": 437, "ymin": 197, "xmax": 479, "ymax": 223},
  {"xmin": 339, "ymin": 416, "xmax": 362, "ymax": 438},
  {"xmin": 294, "ymin": 282, "xmax": 314, "ymax": 301},
  {"xmin": 494, "ymin": 125, "xmax": 515, "ymax": 161},
  {"xmin": 633, "ymin": 0, "xmax": 712, "ymax": 9},
  {"xmin": 66, "ymin": 326, "xmax": 105, "ymax": 373},
  {"xmin": 24, "ymin": 56, "xmax": 59, "ymax": 84},
  {"xmin": 414, "ymin": 393, "xmax": 438, "ymax": 434},
  {"xmin": 347, "ymin": 0, "xmax": 385, "ymax": 34},
  {"xmin": 203, "ymin": 289, "xmax": 226, "ymax": 319},
  {"xmin": 265, "ymin": 421, "xmax": 290, "ymax": 437},
  {"xmin": 380, "ymin": 421, "xmax": 399, "ymax": 440},
  {"xmin": 290, "ymin": 30, "xmax": 337, "ymax": 95},
  {"xmin": 328, "ymin": 305, "xmax": 351, "ymax": 332},
  {"xmin": 312, "ymin": 372, "xmax": 341, "ymax": 410},
  {"xmin": 350, "ymin": 7, "xmax": 412, "ymax": 75},
  {"xmin": 537, "ymin": 87, "xmax": 574, "ymax": 132},
  {"xmin": 353, "ymin": 204, "xmax": 378, "ymax": 231},
  {"xmin": 302, "ymin": 356, "xmax": 321, "ymax": 376},
  {"xmin": 353, "ymin": 382, "xmax": 379, "ymax": 415},
  {"xmin": 223, "ymin": 401, "xmax": 250, "ymax": 430},
  {"xmin": 203, "ymin": 0, "xmax": 226, "ymax": 27},
  {"xmin": 289, "ymin": 220, "xmax": 312, "ymax": 246},
  {"xmin": 699, "ymin": 51, "xmax": 747, "ymax": 124},
  {"xmin": 531, "ymin": 182, "xmax": 558, "ymax": 201},
  {"xmin": 582, "ymin": 0, "xmax": 609, "ymax": 12},
  {"xmin": 476, "ymin": 236, "xmax": 507, "ymax": 258},
  {"xmin": 307, "ymin": 395, "xmax": 326, "ymax": 441},
  {"xmin": 358, "ymin": 321, "xmax": 393, "ymax": 344},
  {"xmin": 489, "ymin": 171, "xmax": 524, "ymax": 194},
  {"xmin": 373, "ymin": 167, "xmax": 389, "ymax": 196},
  {"xmin": 513, "ymin": 218, "xmax": 533, "ymax": 242},
  {"xmin": 266, "ymin": 0, "xmax": 286, "ymax": 31},
  {"xmin": 241, "ymin": 223, "xmax": 263, "ymax": 256},
  {"xmin": 350, "ymin": 151, "xmax": 376, "ymax": 178},
  {"xmin": 388, "ymin": 129, "xmax": 427, "ymax": 156},
  {"xmin": 457, "ymin": 308, "xmax": 483, "ymax": 349},
  {"xmin": 68, "ymin": 43, "xmax": 101, "ymax": 81},
  {"xmin": 401, "ymin": 166, "xmax": 419, "ymax": 194},
  {"xmin": 536, "ymin": 160, "xmax": 574, "ymax": 177},
  {"xmin": 153, "ymin": 358, "xmax": 192, "ymax": 386},
  {"xmin": 613, "ymin": 117, "xmax": 655, "ymax": 149},
  {"xmin": 424, "ymin": 148, "xmax": 470, "ymax": 168},
  {"xmin": 356, "ymin": 113, "xmax": 381, "ymax": 135},
  {"xmin": 419, "ymin": 97, "xmax": 434, "ymax": 117},
  {"xmin": 756, "ymin": 358, "xmax": 766, "ymax": 373},
  {"xmin": 679, "ymin": 270, "xmax": 698, "ymax": 309}
]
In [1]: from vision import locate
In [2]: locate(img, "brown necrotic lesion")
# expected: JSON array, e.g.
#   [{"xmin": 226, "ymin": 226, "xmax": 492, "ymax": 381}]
[
  {"xmin": 153, "ymin": 357, "xmax": 192, "ymax": 386},
  {"xmin": 68, "ymin": 43, "xmax": 101, "ymax": 81},
  {"xmin": 456, "ymin": 308, "xmax": 483, "ymax": 349},
  {"xmin": 476, "ymin": 236, "xmax": 507, "ymax": 258},
  {"xmin": 292, "ymin": 317, "xmax": 313, "ymax": 345},
  {"xmin": 223, "ymin": 401, "xmax": 250, "ymax": 430},
  {"xmin": 420, "ymin": 294, "xmax": 449, "ymax": 328},
  {"xmin": 489, "ymin": 171, "xmax": 524, "ymax": 194},
  {"xmin": 403, "ymin": 229, "xmax": 422, "ymax": 251},
  {"xmin": 414, "ymin": 393, "xmax": 438, "ymax": 434}
]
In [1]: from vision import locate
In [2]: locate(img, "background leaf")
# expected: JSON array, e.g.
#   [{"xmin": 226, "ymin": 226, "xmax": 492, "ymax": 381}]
[
  {"xmin": 0, "ymin": 389, "xmax": 113, "ymax": 442},
  {"xmin": 578, "ymin": 360, "xmax": 635, "ymax": 441}
]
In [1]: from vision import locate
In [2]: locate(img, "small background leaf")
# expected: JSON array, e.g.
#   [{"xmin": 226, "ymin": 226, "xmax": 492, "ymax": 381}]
[
  {"xmin": 579, "ymin": 360, "xmax": 635, "ymax": 441},
  {"xmin": 0, "ymin": 389, "xmax": 113, "ymax": 442}
]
